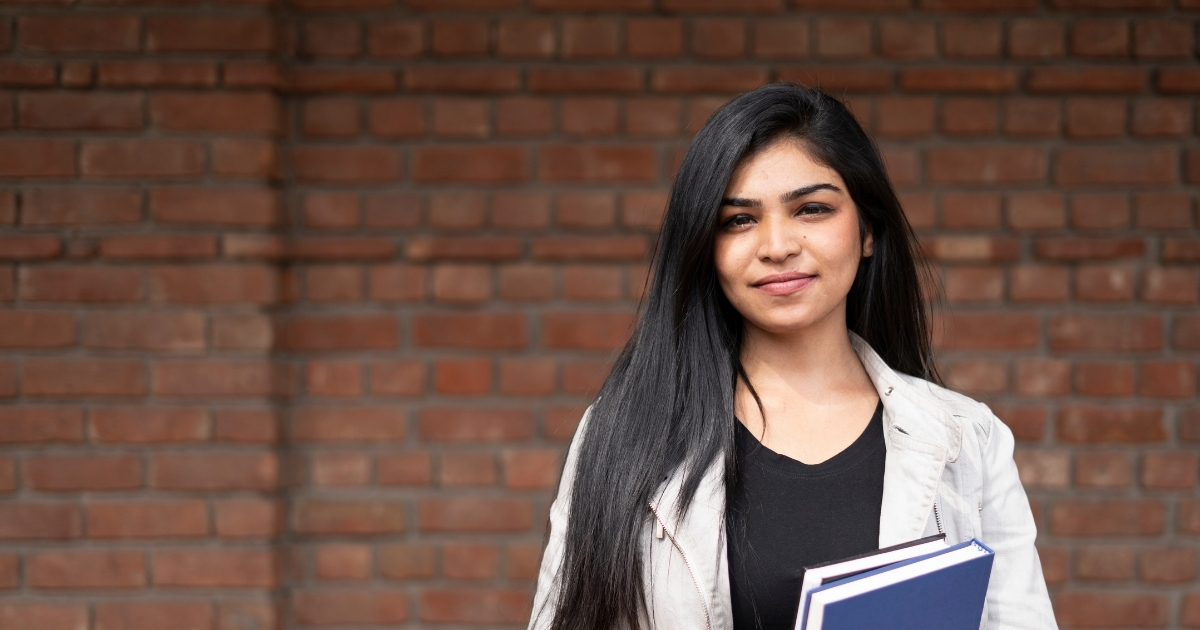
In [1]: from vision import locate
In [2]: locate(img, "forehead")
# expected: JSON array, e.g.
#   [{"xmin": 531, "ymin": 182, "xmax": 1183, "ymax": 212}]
[{"xmin": 724, "ymin": 139, "xmax": 845, "ymax": 197}]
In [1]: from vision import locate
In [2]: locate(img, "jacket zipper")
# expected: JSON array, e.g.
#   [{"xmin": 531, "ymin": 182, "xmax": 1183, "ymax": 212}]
[
  {"xmin": 648, "ymin": 504, "xmax": 713, "ymax": 630},
  {"xmin": 932, "ymin": 499, "xmax": 944, "ymax": 535}
]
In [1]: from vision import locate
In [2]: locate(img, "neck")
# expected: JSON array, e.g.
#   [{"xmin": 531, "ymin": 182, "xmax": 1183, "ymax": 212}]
[{"xmin": 738, "ymin": 307, "xmax": 871, "ymax": 403}]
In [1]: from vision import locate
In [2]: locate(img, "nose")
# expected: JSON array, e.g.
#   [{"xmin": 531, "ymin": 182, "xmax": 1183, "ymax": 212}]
[{"xmin": 756, "ymin": 212, "xmax": 800, "ymax": 263}]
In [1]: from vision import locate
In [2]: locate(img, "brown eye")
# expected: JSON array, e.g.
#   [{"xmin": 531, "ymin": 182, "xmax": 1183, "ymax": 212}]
[
  {"xmin": 797, "ymin": 204, "xmax": 834, "ymax": 216},
  {"xmin": 722, "ymin": 214, "xmax": 755, "ymax": 229}
]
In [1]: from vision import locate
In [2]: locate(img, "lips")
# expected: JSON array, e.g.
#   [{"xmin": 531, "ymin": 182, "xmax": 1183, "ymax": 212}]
[{"xmin": 752, "ymin": 271, "xmax": 817, "ymax": 296}]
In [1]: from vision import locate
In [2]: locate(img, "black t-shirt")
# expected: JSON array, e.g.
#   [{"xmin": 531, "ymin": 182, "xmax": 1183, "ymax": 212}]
[{"xmin": 725, "ymin": 397, "xmax": 886, "ymax": 630}]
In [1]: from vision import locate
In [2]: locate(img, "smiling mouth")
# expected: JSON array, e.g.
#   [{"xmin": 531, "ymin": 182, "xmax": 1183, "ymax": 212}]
[{"xmin": 752, "ymin": 272, "xmax": 817, "ymax": 296}]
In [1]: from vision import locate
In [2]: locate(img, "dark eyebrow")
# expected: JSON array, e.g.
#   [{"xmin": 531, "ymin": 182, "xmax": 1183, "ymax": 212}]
[{"xmin": 721, "ymin": 183, "xmax": 843, "ymax": 207}]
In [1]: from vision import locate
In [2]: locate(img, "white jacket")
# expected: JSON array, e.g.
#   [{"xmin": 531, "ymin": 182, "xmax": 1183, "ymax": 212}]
[{"xmin": 529, "ymin": 330, "xmax": 1059, "ymax": 630}]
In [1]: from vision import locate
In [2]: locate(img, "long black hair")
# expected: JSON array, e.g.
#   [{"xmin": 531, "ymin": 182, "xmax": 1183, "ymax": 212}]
[{"xmin": 545, "ymin": 82, "xmax": 940, "ymax": 630}]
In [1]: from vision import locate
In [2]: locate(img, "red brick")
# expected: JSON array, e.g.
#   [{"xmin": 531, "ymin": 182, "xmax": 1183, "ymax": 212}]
[
  {"xmin": 13, "ymin": 190, "xmax": 135, "ymax": 227},
  {"xmin": 406, "ymin": 65, "xmax": 520, "ymax": 93},
  {"xmin": 1012, "ymin": 449, "xmax": 1068, "ymax": 489},
  {"xmin": 312, "ymin": 452, "xmax": 371, "ymax": 487},
  {"xmin": 151, "ymin": 92, "xmax": 279, "ymax": 133},
  {"xmin": 412, "ymin": 312, "xmax": 526, "ymax": 349},
  {"xmin": 0, "ymin": 139, "xmax": 74, "ymax": 178},
  {"xmin": 95, "ymin": 602, "xmax": 212, "ymax": 630},
  {"xmin": 281, "ymin": 315, "xmax": 397, "ymax": 351},
  {"xmin": 81, "ymin": 140, "xmax": 204, "ymax": 178},
  {"xmin": 1057, "ymin": 406, "xmax": 1166, "ymax": 443},
  {"xmin": 1013, "ymin": 359, "xmax": 1070, "ymax": 396},
  {"xmin": 0, "ymin": 408, "xmax": 84, "ymax": 444},
  {"xmin": 1076, "ymin": 361, "xmax": 1135, "ymax": 397},
  {"xmin": 305, "ymin": 360, "xmax": 362, "ymax": 397},
  {"xmin": 149, "ymin": 264, "xmax": 279, "ymax": 305},
  {"xmin": 1003, "ymin": 98, "xmax": 1062, "ymax": 136},
  {"xmin": 366, "ymin": 20, "xmax": 424, "ymax": 58},
  {"xmin": 543, "ymin": 311, "xmax": 635, "ymax": 350},
  {"xmin": 1158, "ymin": 68, "xmax": 1200, "ymax": 94},
  {"xmin": 902, "ymin": 68, "xmax": 1018, "ymax": 93},
  {"xmin": 1134, "ymin": 20, "xmax": 1193, "ymax": 58},
  {"xmin": 418, "ymin": 498, "xmax": 532, "ymax": 532},
  {"xmin": 414, "ymin": 146, "xmax": 527, "ymax": 183},
  {"xmin": 876, "ymin": 97, "xmax": 935, "ymax": 137},
  {"xmin": 563, "ymin": 359, "xmax": 611, "ymax": 395},
  {"xmin": 498, "ymin": 264, "xmax": 554, "ymax": 301},
  {"xmin": 496, "ymin": 97, "xmax": 554, "ymax": 136},
  {"xmin": 146, "ymin": 16, "xmax": 274, "ymax": 53},
  {"xmin": 377, "ymin": 452, "xmax": 433, "ymax": 486},
  {"xmin": 294, "ymin": 589, "xmax": 408, "ymax": 625},
  {"xmin": 628, "ymin": 18, "xmax": 683, "ymax": 57},
  {"xmin": 441, "ymin": 452, "xmax": 497, "ymax": 486},
  {"xmin": 0, "ymin": 503, "xmax": 81, "ymax": 540},
  {"xmin": 528, "ymin": 67, "xmax": 644, "ymax": 93},
  {"xmin": 369, "ymin": 264, "xmax": 427, "ymax": 301},
  {"xmin": 560, "ymin": 17, "xmax": 619, "ymax": 58},
  {"xmin": 503, "ymin": 449, "xmax": 561, "ymax": 489},
  {"xmin": 303, "ymin": 19, "xmax": 360, "ymax": 58},
  {"xmin": 1065, "ymin": 97, "xmax": 1127, "ymax": 138},
  {"xmin": 1140, "ymin": 548, "xmax": 1197, "ymax": 583},
  {"xmin": 379, "ymin": 543, "xmax": 436, "ymax": 578},
  {"xmin": 651, "ymin": 66, "xmax": 767, "ymax": 94},
  {"xmin": 1140, "ymin": 360, "xmax": 1197, "ymax": 398},
  {"xmin": 214, "ymin": 409, "xmax": 279, "ymax": 444},
  {"xmin": 941, "ymin": 98, "xmax": 998, "ymax": 136},
  {"xmin": 24, "ymin": 455, "xmax": 142, "ymax": 491},
  {"xmin": 152, "ymin": 452, "xmax": 278, "ymax": 491},
  {"xmin": 1076, "ymin": 451, "xmax": 1132, "ymax": 488},
  {"xmin": 1075, "ymin": 264, "xmax": 1135, "ymax": 302},
  {"xmin": 1035, "ymin": 237, "xmax": 1144, "ymax": 260},
  {"xmin": 1049, "ymin": 315, "xmax": 1162, "ymax": 352},
  {"xmin": 943, "ymin": 19, "xmax": 1002, "ymax": 57},
  {"xmin": 215, "ymin": 498, "xmax": 279, "ymax": 538},
  {"xmin": 432, "ymin": 98, "xmax": 489, "ymax": 137},
  {"xmin": 88, "ymin": 501, "xmax": 208, "ymax": 539},
  {"xmin": 97, "ymin": 61, "xmax": 218, "ymax": 88},
  {"xmin": 99, "ymin": 235, "xmax": 218, "ymax": 260},
  {"xmin": 27, "ymin": 550, "xmax": 145, "ymax": 589},
  {"xmin": 292, "ymin": 407, "xmax": 406, "ymax": 442},
  {"xmin": 0, "ymin": 235, "xmax": 59, "ymax": 259},
  {"xmin": 293, "ymin": 145, "xmax": 402, "ymax": 183},
  {"xmin": 1142, "ymin": 451, "xmax": 1198, "ymax": 489},
  {"xmin": 18, "ymin": 16, "xmax": 139, "ymax": 52},
  {"xmin": 926, "ymin": 146, "xmax": 1046, "ymax": 184},
  {"xmin": 1007, "ymin": 266, "xmax": 1066, "ymax": 302},
  {"xmin": 1070, "ymin": 19, "xmax": 1129, "ymax": 57},
  {"xmin": 364, "ymin": 192, "xmax": 421, "ymax": 228},
  {"xmin": 1142, "ymin": 267, "xmax": 1199, "ymax": 304},
  {"xmin": 23, "ymin": 359, "xmax": 145, "ymax": 398},
  {"xmin": 0, "ymin": 310, "xmax": 74, "ymax": 348},
  {"xmin": 211, "ymin": 315, "xmax": 274, "ymax": 351},
  {"xmin": 497, "ymin": 19, "xmax": 556, "ymax": 58},
  {"xmin": 0, "ymin": 61, "xmax": 56, "ymax": 88},
  {"xmin": 415, "ymin": 407, "xmax": 530, "ymax": 443},
  {"xmin": 932, "ymin": 313, "xmax": 1039, "ymax": 350},
  {"xmin": 435, "ymin": 358, "xmax": 492, "ymax": 396},
  {"xmin": 1055, "ymin": 593, "xmax": 1167, "ymax": 627},
  {"xmin": 305, "ymin": 265, "xmax": 362, "ymax": 302},
  {"xmin": 217, "ymin": 602, "xmax": 275, "ymax": 630},
  {"xmin": 19, "ymin": 92, "xmax": 142, "ymax": 131},
  {"xmin": 430, "ymin": 19, "xmax": 488, "ymax": 56},
  {"xmin": 499, "ymin": 358, "xmax": 556, "ymax": 396},
  {"xmin": 224, "ymin": 62, "xmax": 284, "ymax": 88},
  {"xmin": 1028, "ymin": 67, "xmax": 1146, "ymax": 93},
  {"xmin": 532, "ymin": 236, "xmax": 649, "ymax": 261},
  {"xmin": 1075, "ymin": 546, "xmax": 1135, "ymax": 580},
  {"xmin": 295, "ymin": 499, "xmax": 405, "ymax": 535},
  {"xmin": 444, "ymin": 543, "xmax": 499, "ymax": 578},
  {"xmin": 17, "ymin": 266, "xmax": 138, "ymax": 304},
  {"xmin": 1132, "ymin": 98, "xmax": 1191, "ymax": 136},
  {"xmin": 212, "ymin": 140, "xmax": 278, "ymax": 178},
  {"xmin": 153, "ymin": 549, "xmax": 276, "ymax": 587},
  {"xmin": 315, "ymin": 543, "xmax": 371, "ymax": 580},
  {"xmin": 0, "ymin": 604, "xmax": 87, "ymax": 630},
  {"xmin": 1051, "ymin": 500, "xmax": 1165, "ymax": 536},
  {"xmin": 155, "ymin": 360, "xmax": 277, "ymax": 398},
  {"xmin": 419, "ymin": 589, "xmax": 531, "ymax": 624}
]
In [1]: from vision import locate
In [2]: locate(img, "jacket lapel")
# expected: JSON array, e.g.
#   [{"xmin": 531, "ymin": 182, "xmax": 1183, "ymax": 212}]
[{"xmin": 847, "ymin": 331, "xmax": 961, "ymax": 547}]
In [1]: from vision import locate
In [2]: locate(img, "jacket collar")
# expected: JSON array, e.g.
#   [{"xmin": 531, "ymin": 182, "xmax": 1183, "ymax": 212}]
[{"xmin": 647, "ymin": 330, "xmax": 963, "ymax": 627}]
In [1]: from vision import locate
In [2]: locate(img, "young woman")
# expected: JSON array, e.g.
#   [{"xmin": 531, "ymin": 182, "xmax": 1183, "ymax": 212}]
[{"xmin": 527, "ymin": 83, "xmax": 1057, "ymax": 630}]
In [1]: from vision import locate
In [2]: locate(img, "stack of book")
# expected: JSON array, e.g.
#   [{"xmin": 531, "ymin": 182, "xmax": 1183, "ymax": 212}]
[{"xmin": 795, "ymin": 534, "xmax": 995, "ymax": 630}]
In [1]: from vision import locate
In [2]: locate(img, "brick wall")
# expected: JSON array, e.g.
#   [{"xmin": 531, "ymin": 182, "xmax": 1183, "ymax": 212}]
[{"xmin": 0, "ymin": 0, "xmax": 1198, "ymax": 628}]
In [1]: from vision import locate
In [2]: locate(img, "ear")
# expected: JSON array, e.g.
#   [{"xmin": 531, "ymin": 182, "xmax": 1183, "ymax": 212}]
[{"xmin": 862, "ymin": 231, "xmax": 875, "ymax": 258}]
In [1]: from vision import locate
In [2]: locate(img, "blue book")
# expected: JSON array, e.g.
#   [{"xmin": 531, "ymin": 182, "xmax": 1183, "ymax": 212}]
[{"xmin": 798, "ymin": 538, "xmax": 994, "ymax": 630}]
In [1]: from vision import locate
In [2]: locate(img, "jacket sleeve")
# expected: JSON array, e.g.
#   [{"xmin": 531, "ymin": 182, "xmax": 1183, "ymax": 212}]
[
  {"xmin": 978, "ymin": 408, "xmax": 1059, "ymax": 629},
  {"xmin": 527, "ymin": 405, "xmax": 593, "ymax": 630}
]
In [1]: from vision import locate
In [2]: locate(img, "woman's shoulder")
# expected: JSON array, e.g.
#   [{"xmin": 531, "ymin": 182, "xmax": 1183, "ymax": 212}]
[{"xmin": 890, "ymin": 370, "xmax": 1005, "ymax": 446}]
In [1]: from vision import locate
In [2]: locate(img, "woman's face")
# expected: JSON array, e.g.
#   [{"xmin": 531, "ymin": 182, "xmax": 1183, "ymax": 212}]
[{"xmin": 713, "ymin": 138, "xmax": 873, "ymax": 337}]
